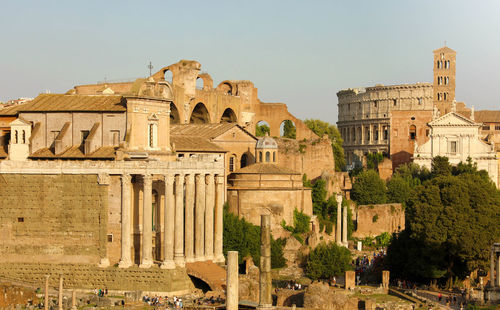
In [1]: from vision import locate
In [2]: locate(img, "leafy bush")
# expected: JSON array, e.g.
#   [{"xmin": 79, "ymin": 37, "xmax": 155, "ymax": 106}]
[
  {"xmin": 223, "ymin": 204, "xmax": 286, "ymax": 268},
  {"xmin": 351, "ymin": 170, "xmax": 387, "ymax": 205},
  {"xmin": 375, "ymin": 232, "xmax": 391, "ymax": 247},
  {"xmin": 306, "ymin": 242, "xmax": 352, "ymax": 280}
]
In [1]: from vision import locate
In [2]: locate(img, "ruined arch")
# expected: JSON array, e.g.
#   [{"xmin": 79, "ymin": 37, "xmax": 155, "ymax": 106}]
[
  {"xmin": 280, "ymin": 120, "xmax": 296, "ymax": 139},
  {"xmin": 220, "ymin": 108, "xmax": 237, "ymax": 123},
  {"xmin": 217, "ymin": 82, "xmax": 234, "ymax": 95},
  {"xmin": 190, "ymin": 103, "xmax": 210, "ymax": 124},
  {"xmin": 170, "ymin": 103, "xmax": 180, "ymax": 124},
  {"xmin": 256, "ymin": 120, "xmax": 270, "ymax": 137},
  {"xmin": 197, "ymin": 73, "xmax": 213, "ymax": 90},
  {"xmin": 196, "ymin": 76, "xmax": 204, "ymax": 89}
]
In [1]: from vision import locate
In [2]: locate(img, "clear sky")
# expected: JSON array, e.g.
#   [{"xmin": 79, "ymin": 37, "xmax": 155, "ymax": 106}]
[{"xmin": 1, "ymin": 0, "xmax": 499, "ymax": 123}]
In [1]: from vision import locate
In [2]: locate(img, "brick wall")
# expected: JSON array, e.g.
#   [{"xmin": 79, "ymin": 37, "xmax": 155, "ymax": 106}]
[{"xmin": 352, "ymin": 203, "xmax": 405, "ymax": 238}]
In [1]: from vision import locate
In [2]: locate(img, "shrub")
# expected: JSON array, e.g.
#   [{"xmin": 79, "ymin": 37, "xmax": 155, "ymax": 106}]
[
  {"xmin": 351, "ymin": 170, "xmax": 387, "ymax": 205},
  {"xmin": 306, "ymin": 242, "xmax": 352, "ymax": 280},
  {"xmin": 372, "ymin": 214, "xmax": 379, "ymax": 223}
]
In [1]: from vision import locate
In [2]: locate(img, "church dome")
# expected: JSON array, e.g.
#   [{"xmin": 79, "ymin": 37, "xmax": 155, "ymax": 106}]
[{"xmin": 256, "ymin": 134, "xmax": 278, "ymax": 149}]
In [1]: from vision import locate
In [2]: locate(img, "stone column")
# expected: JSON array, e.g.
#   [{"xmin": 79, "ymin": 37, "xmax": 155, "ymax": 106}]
[
  {"xmin": 497, "ymin": 252, "xmax": 500, "ymax": 287},
  {"xmin": 205, "ymin": 174, "xmax": 215, "ymax": 261},
  {"xmin": 369, "ymin": 125, "xmax": 373, "ymax": 144},
  {"xmin": 71, "ymin": 290, "xmax": 77, "ymax": 310},
  {"xmin": 44, "ymin": 275, "xmax": 49, "ymax": 310},
  {"xmin": 342, "ymin": 206, "xmax": 348, "ymax": 247},
  {"xmin": 360, "ymin": 126, "xmax": 365, "ymax": 145},
  {"xmin": 185, "ymin": 174, "xmax": 195, "ymax": 262},
  {"xmin": 174, "ymin": 174, "xmax": 185, "ymax": 267},
  {"xmin": 377, "ymin": 124, "xmax": 381, "ymax": 143},
  {"xmin": 139, "ymin": 174, "xmax": 153, "ymax": 268},
  {"xmin": 214, "ymin": 175, "xmax": 225, "ymax": 262},
  {"xmin": 259, "ymin": 214, "xmax": 272, "ymax": 308},
  {"xmin": 118, "ymin": 174, "xmax": 132, "ymax": 268},
  {"xmin": 58, "ymin": 275, "xmax": 63, "ymax": 310},
  {"xmin": 491, "ymin": 249, "xmax": 496, "ymax": 288},
  {"xmin": 195, "ymin": 174, "xmax": 206, "ymax": 261},
  {"xmin": 161, "ymin": 174, "xmax": 176, "ymax": 269},
  {"xmin": 227, "ymin": 251, "xmax": 239, "ymax": 310},
  {"xmin": 335, "ymin": 194, "xmax": 342, "ymax": 245}
]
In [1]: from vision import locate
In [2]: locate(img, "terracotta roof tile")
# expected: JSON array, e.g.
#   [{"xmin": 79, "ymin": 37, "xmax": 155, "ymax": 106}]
[
  {"xmin": 171, "ymin": 136, "xmax": 225, "ymax": 153},
  {"xmin": 30, "ymin": 146, "xmax": 116, "ymax": 159},
  {"xmin": 0, "ymin": 94, "xmax": 126, "ymax": 115},
  {"xmin": 232, "ymin": 163, "xmax": 300, "ymax": 175},
  {"xmin": 475, "ymin": 110, "xmax": 500, "ymax": 123},
  {"xmin": 171, "ymin": 123, "xmax": 256, "ymax": 140}
]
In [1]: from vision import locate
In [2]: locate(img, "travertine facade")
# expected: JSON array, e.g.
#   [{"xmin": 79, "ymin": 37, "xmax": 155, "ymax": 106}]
[
  {"xmin": 413, "ymin": 111, "xmax": 498, "ymax": 187},
  {"xmin": 337, "ymin": 83, "xmax": 433, "ymax": 167}
]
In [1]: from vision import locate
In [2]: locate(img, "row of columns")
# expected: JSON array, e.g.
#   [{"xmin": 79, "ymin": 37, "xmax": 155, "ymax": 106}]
[
  {"xmin": 341, "ymin": 124, "xmax": 389, "ymax": 145},
  {"xmin": 118, "ymin": 173, "xmax": 224, "ymax": 269}
]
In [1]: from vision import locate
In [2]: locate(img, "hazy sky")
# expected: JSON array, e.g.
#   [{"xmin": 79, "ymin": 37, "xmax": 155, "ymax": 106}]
[{"xmin": 1, "ymin": 0, "xmax": 499, "ymax": 123}]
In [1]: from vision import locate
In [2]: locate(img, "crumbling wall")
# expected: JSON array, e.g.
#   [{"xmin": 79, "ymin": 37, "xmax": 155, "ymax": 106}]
[
  {"xmin": 0, "ymin": 174, "xmax": 108, "ymax": 264},
  {"xmin": 353, "ymin": 203, "xmax": 405, "ymax": 238},
  {"xmin": 277, "ymin": 137, "xmax": 335, "ymax": 180}
]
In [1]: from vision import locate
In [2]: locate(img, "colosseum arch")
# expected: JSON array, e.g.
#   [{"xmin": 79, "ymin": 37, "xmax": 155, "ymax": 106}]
[
  {"xmin": 170, "ymin": 103, "xmax": 180, "ymax": 124},
  {"xmin": 217, "ymin": 81, "xmax": 235, "ymax": 95},
  {"xmin": 190, "ymin": 103, "xmax": 211, "ymax": 124},
  {"xmin": 220, "ymin": 108, "xmax": 237, "ymax": 123},
  {"xmin": 151, "ymin": 66, "xmax": 173, "ymax": 82}
]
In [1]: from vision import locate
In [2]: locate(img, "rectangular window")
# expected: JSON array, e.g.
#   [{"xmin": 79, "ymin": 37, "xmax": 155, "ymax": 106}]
[
  {"xmin": 495, "ymin": 125, "xmax": 500, "ymax": 131},
  {"xmin": 384, "ymin": 127, "xmax": 389, "ymax": 140},
  {"xmin": 482, "ymin": 125, "xmax": 490, "ymax": 131},
  {"xmin": 449, "ymin": 141, "xmax": 457, "ymax": 154}
]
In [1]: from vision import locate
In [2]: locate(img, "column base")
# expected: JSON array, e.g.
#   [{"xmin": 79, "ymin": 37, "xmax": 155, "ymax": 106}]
[
  {"xmin": 118, "ymin": 259, "xmax": 133, "ymax": 268},
  {"xmin": 185, "ymin": 256, "xmax": 195, "ymax": 263},
  {"xmin": 98, "ymin": 258, "xmax": 110, "ymax": 268},
  {"xmin": 214, "ymin": 254, "xmax": 225, "ymax": 263},
  {"xmin": 160, "ymin": 260, "xmax": 176, "ymax": 269},
  {"xmin": 174, "ymin": 256, "xmax": 185, "ymax": 268},
  {"xmin": 204, "ymin": 255, "xmax": 214, "ymax": 261},
  {"xmin": 193, "ymin": 256, "xmax": 205, "ymax": 262},
  {"xmin": 257, "ymin": 305, "xmax": 273, "ymax": 310},
  {"xmin": 139, "ymin": 260, "xmax": 154, "ymax": 268}
]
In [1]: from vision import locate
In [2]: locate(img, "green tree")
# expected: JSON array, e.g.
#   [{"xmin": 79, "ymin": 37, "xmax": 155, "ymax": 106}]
[
  {"xmin": 387, "ymin": 162, "xmax": 500, "ymax": 285},
  {"xmin": 282, "ymin": 120, "xmax": 296, "ymax": 139},
  {"xmin": 351, "ymin": 170, "xmax": 387, "ymax": 205},
  {"xmin": 431, "ymin": 156, "xmax": 452, "ymax": 178},
  {"xmin": 386, "ymin": 175, "xmax": 411, "ymax": 206},
  {"xmin": 366, "ymin": 152, "xmax": 384, "ymax": 170},
  {"xmin": 306, "ymin": 242, "xmax": 352, "ymax": 280},
  {"xmin": 256, "ymin": 123, "xmax": 270, "ymax": 137},
  {"xmin": 312, "ymin": 179, "xmax": 328, "ymax": 217},
  {"xmin": 304, "ymin": 119, "xmax": 346, "ymax": 171}
]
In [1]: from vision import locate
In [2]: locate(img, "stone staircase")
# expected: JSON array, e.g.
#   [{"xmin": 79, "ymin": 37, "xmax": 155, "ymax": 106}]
[{"xmin": 186, "ymin": 261, "xmax": 226, "ymax": 291}]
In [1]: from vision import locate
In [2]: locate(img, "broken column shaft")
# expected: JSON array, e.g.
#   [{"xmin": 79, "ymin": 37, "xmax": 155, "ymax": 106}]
[
  {"xmin": 259, "ymin": 214, "xmax": 272, "ymax": 308},
  {"xmin": 227, "ymin": 251, "xmax": 239, "ymax": 310}
]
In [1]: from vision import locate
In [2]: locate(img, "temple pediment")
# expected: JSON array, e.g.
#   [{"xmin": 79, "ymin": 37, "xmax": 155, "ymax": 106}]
[{"xmin": 429, "ymin": 112, "xmax": 479, "ymax": 127}]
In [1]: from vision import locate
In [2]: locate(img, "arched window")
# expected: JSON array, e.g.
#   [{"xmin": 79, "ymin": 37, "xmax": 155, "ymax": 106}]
[
  {"xmin": 265, "ymin": 151, "xmax": 270, "ymax": 162},
  {"xmin": 409, "ymin": 125, "xmax": 416, "ymax": 140},
  {"xmin": 259, "ymin": 151, "xmax": 263, "ymax": 162},
  {"xmin": 14, "ymin": 130, "xmax": 18, "ymax": 144},
  {"xmin": 443, "ymin": 93, "xmax": 447, "ymax": 100},
  {"xmin": 22, "ymin": 130, "xmax": 26, "ymax": 144},
  {"xmin": 241, "ymin": 153, "xmax": 248, "ymax": 168},
  {"xmin": 273, "ymin": 152, "xmax": 276, "ymax": 162}
]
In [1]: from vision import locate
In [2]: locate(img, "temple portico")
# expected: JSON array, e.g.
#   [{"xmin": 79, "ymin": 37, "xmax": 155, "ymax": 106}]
[{"xmin": 0, "ymin": 158, "xmax": 225, "ymax": 269}]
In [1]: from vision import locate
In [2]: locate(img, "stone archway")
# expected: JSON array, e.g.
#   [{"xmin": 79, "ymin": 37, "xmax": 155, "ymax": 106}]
[
  {"xmin": 256, "ymin": 120, "xmax": 271, "ymax": 137},
  {"xmin": 220, "ymin": 108, "xmax": 237, "ymax": 123},
  {"xmin": 280, "ymin": 120, "xmax": 296, "ymax": 139},
  {"xmin": 170, "ymin": 103, "xmax": 180, "ymax": 124},
  {"xmin": 190, "ymin": 103, "xmax": 210, "ymax": 124}
]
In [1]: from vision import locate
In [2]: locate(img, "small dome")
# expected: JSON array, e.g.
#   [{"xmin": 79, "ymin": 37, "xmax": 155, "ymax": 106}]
[{"xmin": 256, "ymin": 134, "xmax": 278, "ymax": 149}]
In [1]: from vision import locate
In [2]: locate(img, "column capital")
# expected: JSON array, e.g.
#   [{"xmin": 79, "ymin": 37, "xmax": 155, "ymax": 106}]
[
  {"xmin": 206, "ymin": 173, "xmax": 214, "ymax": 184},
  {"xmin": 216, "ymin": 175, "xmax": 225, "ymax": 184},
  {"xmin": 164, "ymin": 174, "xmax": 175, "ymax": 185},
  {"xmin": 121, "ymin": 173, "xmax": 132, "ymax": 182},
  {"xmin": 143, "ymin": 174, "xmax": 153, "ymax": 183},
  {"xmin": 195, "ymin": 173, "xmax": 205, "ymax": 182}
]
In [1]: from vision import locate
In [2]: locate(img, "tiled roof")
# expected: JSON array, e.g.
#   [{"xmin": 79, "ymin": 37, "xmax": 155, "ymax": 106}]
[
  {"xmin": 171, "ymin": 123, "xmax": 257, "ymax": 140},
  {"xmin": 30, "ymin": 146, "xmax": 116, "ymax": 159},
  {"xmin": 0, "ymin": 94, "xmax": 126, "ymax": 115},
  {"xmin": 433, "ymin": 46, "xmax": 456, "ymax": 53},
  {"xmin": 475, "ymin": 110, "xmax": 500, "ymax": 123},
  {"xmin": 232, "ymin": 163, "xmax": 300, "ymax": 175},
  {"xmin": 171, "ymin": 136, "xmax": 225, "ymax": 153}
]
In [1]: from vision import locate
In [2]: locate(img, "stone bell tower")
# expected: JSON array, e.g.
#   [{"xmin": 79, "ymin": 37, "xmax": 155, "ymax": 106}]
[{"xmin": 433, "ymin": 45, "xmax": 456, "ymax": 114}]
